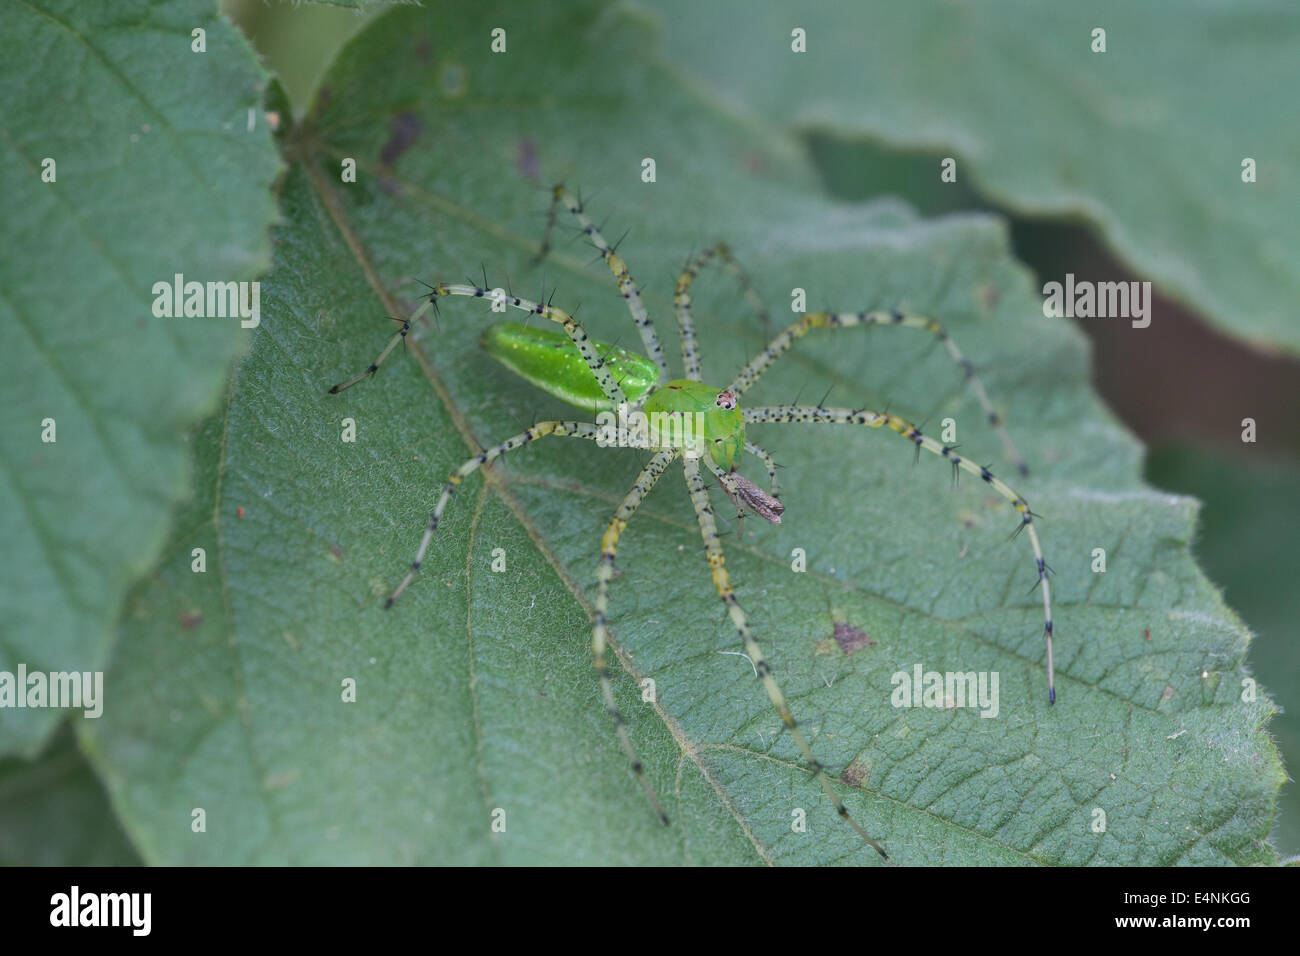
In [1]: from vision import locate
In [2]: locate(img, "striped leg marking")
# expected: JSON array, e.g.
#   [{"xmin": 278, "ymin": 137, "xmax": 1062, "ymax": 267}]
[
  {"xmin": 594, "ymin": 449, "xmax": 678, "ymax": 824},
  {"xmin": 743, "ymin": 405, "xmax": 1056, "ymax": 703},
  {"xmin": 682, "ymin": 456, "xmax": 888, "ymax": 858},
  {"xmin": 387, "ymin": 421, "xmax": 640, "ymax": 607},
  {"xmin": 539, "ymin": 185, "xmax": 670, "ymax": 387},
  {"xmin": 674, "ymin": 244, "xmax": 774, "ymax": 383},
  {"xmin": 328, "ymin": 296, "xmax": 438, "ymax": 393},
  {"xmin": 728, "ymin": 309, "xmax": 1029, "ymax": 474}
]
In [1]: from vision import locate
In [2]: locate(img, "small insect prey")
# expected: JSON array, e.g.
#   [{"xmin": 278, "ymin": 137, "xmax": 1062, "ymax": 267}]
[{"xmin": 719, "ymin": 469, "xmax": 785, "ymax": 524}]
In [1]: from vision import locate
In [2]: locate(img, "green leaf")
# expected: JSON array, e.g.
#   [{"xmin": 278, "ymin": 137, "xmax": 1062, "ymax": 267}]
[
  {"xmin": 640, "ymin": 0, "xmax": 1300, "ymax": 356},
  {"xmin": 83, "ymin": 1, "xmax": 1281, "ymax": 864},
  {"xmin": 0, "ymin": 0, "xmax": 281, "ymax": 754},
  {"xmin": 0, "ymin": 726, "xmax": 141, "ymax": 866}
]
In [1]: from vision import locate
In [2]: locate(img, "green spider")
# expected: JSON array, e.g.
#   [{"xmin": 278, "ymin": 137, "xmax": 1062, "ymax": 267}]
[{"xmin": 331, "ymin": 185, "xmax": 1056, "ymax": 859}]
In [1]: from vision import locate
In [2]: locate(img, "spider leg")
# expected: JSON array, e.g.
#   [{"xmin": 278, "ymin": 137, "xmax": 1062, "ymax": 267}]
[
  {"xmin": 327, "ymin": 298, "xmax": 433, "ymax": 393},
  {"xmin": 682, "ymin": 456, "xmax": 888, "ymax": 858},
  {"xmin": 538, "ymin": 185, "xmax": 670, "ymax": 386},
  {"xmin": 743, "ymin": 439, "xmax": 780, "ymax": 500},
  {"xmin": 331, "ymin": 279, "xmax": 631, "ymax": 407},
  {"xmin": 743, "ymin": 404, "xmax": 1055, "ymax": 703},
  {"xmin": 594, "ymin": 448, "xmax": 678, "ymax": 825},
  {"xmin": 386, "ymin": 421, "xmax": 646, "ymax": 607},
  {"xmin": 729, "ymin": 309, "xmax": 1029, "ymax": 475},
  {"xmin": 674, "ymin": 244, "xmax": 773, "ymax": 382}
]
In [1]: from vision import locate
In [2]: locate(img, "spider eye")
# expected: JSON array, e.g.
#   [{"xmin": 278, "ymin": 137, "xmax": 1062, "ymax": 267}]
[{"xmin": 715, "ymin": 390, "xmax": 737, "ymax": 410}]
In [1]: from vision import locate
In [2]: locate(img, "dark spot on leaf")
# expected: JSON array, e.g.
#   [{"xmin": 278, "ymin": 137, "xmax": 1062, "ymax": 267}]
[
  {"xmin": 841, "ymin": 759, "xmax": 869, "ymax": 789},
  {"xmin": 415, "ymin": 37, "xmax": 433, "ymax": 63},
  {"xmin": 440, "ymin": 63, "xmax": 467, "ymax": 98},
  {"xmin": 833, "ymin": 621, "xmax": 875, "ymax": 655},
  {"xmin": 381, "ymin": 111, "xmax": 422, "ymax": 168},
  {"xmin": 180, "ymin": 610, "xmax": 202, "ymax": 630},
  {"xmin": 516, "ymin": 137, "xmax": 539, "ymax": 181}
]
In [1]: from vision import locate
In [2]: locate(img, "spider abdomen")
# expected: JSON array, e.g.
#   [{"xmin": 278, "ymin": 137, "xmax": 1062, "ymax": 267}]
[{"xmin": 481, "ymin": 320, "xmax": 658, "ymax": 413}]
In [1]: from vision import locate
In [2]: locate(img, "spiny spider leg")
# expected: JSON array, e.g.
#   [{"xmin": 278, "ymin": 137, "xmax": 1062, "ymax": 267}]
[
  {"xmin": 674, "ymin": 243, "xmax": 774, "ymax": 382},
  {"xmin": 743, "ymin": 404, "xmax": 1055, "ymax": 703},
  {"xmin": 594, "ymin": 448, "xmax": 678, "ymax": 825},
  {"xmin": 330, "ymin": 283, "xmax": 630, "ymax": 407},
  {"xmin": 327, "ymin": 304, "xmax": 429, "ymax": 393},
  {"xmin": 539, "ymin": 185, "xmax": 670, "ymax": 387},
  {"xmin": 682, "ymin": 456, "xmax": 888, "ymax": 858},
  {"xmin": 384, "ymin": 422, "xmax": 647, "ymax": 607},
  {"xmin": 729, "ymin": 308, "xmax": 1030, "ymax": 475}
]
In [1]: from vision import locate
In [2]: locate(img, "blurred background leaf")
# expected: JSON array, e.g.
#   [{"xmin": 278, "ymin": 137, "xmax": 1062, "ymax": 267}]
[
  {"xmin": 0, "ymin": 0, "xmax": 280, "ymax": 757},
  {"xmin": 0, "ymin": 726, "xmax": 140, "ymax": 866}
]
